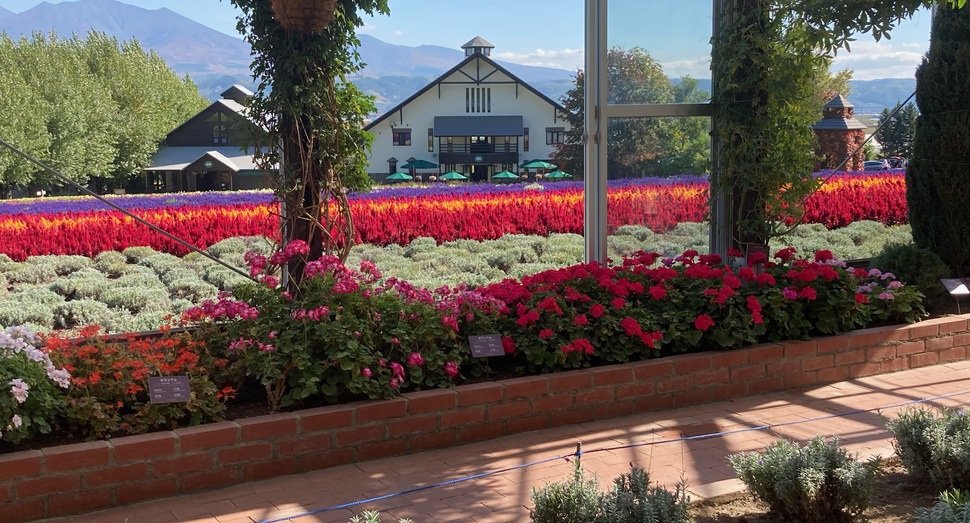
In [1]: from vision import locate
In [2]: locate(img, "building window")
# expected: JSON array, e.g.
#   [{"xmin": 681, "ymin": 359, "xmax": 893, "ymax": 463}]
[
  {"xmin": 446, "ymin": 136, "xmax": 453, "ymax": 152},
  {"xmin": 546, "ymin": 127, "xmax": 565, "ymax": 145},
  {"xmin": 465, "ymin": 88, "xmax": 491, "ymax": 113},
  {"xmin": 523, "ymin": 127, "xmax": 529, "ymax": 152},
  {"xmin": 207, "ymin": 112, "xmax": 229, "ymax": 144},
  {"xmin": 428, "ymin": 128, "xmax": 434, "ymax": 152},
  {"xmin": 392, "ymin": 128, "xmax": 411, "ymax": 146}
]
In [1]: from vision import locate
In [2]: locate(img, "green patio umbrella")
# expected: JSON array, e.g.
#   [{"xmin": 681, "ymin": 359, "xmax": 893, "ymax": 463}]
[
  {"xmin": 400, "ymin": 159, "xmax": 438, "ymax": 170},
  {"xmin": 521, "ymin": 159, "xmax": 556, "ymax": 170},
  {"xmin": 385, "ymin": 172, "xmax": 413, "ymax": 181},
  {"xmin": 492, "ymin": 170, "xmax": 519, "ymax": 179},
  {"xmin": 439, "ymin": 171, "xmax": 468, "ymax": 181},
  {"xmin": 544, "ymin": 169, "xmax": 573, "ymax": 180}
]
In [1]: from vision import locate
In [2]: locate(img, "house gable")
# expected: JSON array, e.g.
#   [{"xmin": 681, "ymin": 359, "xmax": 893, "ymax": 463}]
[{"xmin": 165, "ymin": 99, "xmax": 253, "ymax": 147}]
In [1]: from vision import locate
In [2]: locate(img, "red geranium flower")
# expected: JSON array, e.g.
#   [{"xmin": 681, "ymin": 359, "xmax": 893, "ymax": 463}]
[{"xmin": 694, "ymin": 314, "xmax": 715, "ymax": 331}]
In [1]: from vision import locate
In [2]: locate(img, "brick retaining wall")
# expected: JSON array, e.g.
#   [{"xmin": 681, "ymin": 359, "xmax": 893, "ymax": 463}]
[{"xmin": 3, "ymin": 314, "xmax": 969, "ymax": 522}]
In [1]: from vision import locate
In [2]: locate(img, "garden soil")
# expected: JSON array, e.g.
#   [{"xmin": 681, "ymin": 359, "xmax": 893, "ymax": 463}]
[{"xmin": 691, "ymin": 457, "xmax": 940, "ymax": 522}]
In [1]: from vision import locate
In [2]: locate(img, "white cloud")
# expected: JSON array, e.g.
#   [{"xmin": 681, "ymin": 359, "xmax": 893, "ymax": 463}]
[
  {"xmin": 661, "ymin": 56, "xmax": 713, "ymax": 79},
  {"xmin": 832, "ymin": 40, "xmax": 927, "ymax": 80},
  {"xmin": 493, "ymin": 48, "xmax": 584, "ymax": 71}
]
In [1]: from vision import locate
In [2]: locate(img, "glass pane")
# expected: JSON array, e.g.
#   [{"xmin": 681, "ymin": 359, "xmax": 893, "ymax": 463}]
[
  {"xmin": 605, "ymin": 116, "xmax": 711, "ymax": 259},
  {"xmin": 606, "ymin": 1, "xmax": 713, "ymax": 105}
]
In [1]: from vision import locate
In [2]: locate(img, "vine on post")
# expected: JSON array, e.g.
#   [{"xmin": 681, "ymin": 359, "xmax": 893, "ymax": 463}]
[{"xmin": 230, "ymin": 0, "xmax": 389, "ymax": 286}]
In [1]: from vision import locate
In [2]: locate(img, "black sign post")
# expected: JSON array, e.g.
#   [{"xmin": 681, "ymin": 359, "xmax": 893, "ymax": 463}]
[
  {"xmin": 469, "ymin": 334, "xmax": 505, "ymax": 358},
  {"xmin": 147, "ymin": 376, "xmax": 191, "ymax": 403}
]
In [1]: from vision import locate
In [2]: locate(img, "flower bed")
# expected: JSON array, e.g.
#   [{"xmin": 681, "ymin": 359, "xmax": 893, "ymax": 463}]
[{"xmin": 1, "ymin": 313, "xmax": 968, "ymax": 523}]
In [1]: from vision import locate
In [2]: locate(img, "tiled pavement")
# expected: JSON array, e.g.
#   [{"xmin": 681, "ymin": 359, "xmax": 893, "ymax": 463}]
[{"xmin": 40, "ymin": 360, "xmax": 970, "ymax": 523}]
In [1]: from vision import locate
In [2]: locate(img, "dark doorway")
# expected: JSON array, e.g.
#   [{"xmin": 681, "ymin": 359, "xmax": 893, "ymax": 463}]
[{"xmin": 471, "ymin": 164, "xmax": 490, "ymax": 182}]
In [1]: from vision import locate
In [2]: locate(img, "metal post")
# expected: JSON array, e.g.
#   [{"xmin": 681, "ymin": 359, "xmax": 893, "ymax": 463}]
[
  {"xmin": 709, "ymin": 0, "xmax": 733, "ymax": 259},
  {"xmin": 584, "ymin": 0, "xmax": 609, "ymax": 264}
]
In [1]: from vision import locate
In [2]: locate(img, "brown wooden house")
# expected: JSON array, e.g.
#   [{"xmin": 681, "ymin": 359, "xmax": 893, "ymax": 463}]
[{"xmin": 144, "ymin": 85, "xmax": 274, "ymax": 192}]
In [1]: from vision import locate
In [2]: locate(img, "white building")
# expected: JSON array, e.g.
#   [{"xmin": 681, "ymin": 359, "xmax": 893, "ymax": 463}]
[{"xmin": 364, "ymin": 37, "xmax": 571, "ymax": 182}]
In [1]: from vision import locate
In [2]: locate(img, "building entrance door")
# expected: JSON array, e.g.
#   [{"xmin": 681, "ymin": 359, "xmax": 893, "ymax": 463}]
[{"xmin": 471, "ymin": 164, "xmax": 490, "ymax": 182}]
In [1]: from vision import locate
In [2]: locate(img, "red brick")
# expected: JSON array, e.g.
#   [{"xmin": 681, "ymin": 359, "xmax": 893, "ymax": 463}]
[
  {"xmin": 48, "ymin": 488, "xmax": 113, "ymax": 516},
  {"xmin": 487, "ymin": 400, "xmax": 532, "ymax": 420},
  {"xmin": 355, "ymin": 398, "xmax": 408, "ymax": 422},
  {"xmin": 765, "ymin": 361, "xmax": 801, "ymax": 379},
  {"xmin": 587, "ymin": 365, "xmax": 634, "ymax": 386},
  {"xmin": 711, "ymin": 350, "xmax": 749, "ymax": 368},
  {"xmin": 635, "ymin": 395, "xmax": 675, "ymax": 413},
  {"xmin": 238, "ymin": 413, "xmax": 299, "ymax": 441},
  {"xmin": 506, "ymin": 415, "xmax": 552, "ymax": 434},
  {"xmin": 218, "ymin": 443, "xmax": 272, "ymax": 465},
  {"xmin": 815, "ymin": 334, "xmax": 850, "ymax": 353},
  {"xmin": 656, "ymin": 375, "xmax": 693, "ymax": 394},
  {"xmin": 926, "ymin": 337, "xmax": 954, "ymax": 352},
  {"xmin": 532, "ymin": 395, "xmax": 574, "ymax": 413},
  {"xmin": 388, "ymin": 414, "xmax": 438, "ymax": 437},
  {"xmin": 112, "ymin": 432, "xmax": 176, "ymax": 463},
  {"xmin": 593, "ymin": 400, "xmax": 636, "ymax": 419},
  {"xmin": 784, "ymin": 372, "xmax": 818, "ymax": 389},
  {"xmin": 0, "ymin": 498, "xmax": 44, "ymax": 523},
  {"xmin": 952, "ymin": 333, "xmax": 970, "ymax": 348},
  {"xmin": 457, "ymin": 382, "xmax": 505, "ymax": 406},
  {"xmin": 630, "ymin": 359, "xmax": 674, "ymax": 380},
  {"xmin": 0, "ymin": 484, "xmax": 9, "ymax": 504},
  {"xmin": 0, "ymin": 451, "xmax": 42, "ymax": 480},
  {"xmin": 176, "ymin": 422, "xmax": 238, "ymax": 451},
  {"xmin": 85, "ymin": 462, "xmax": 148, "ymax": 487},
  {"xmin": 44, "ymin": 441, "xmax": 110, "ymax": 472},
  {"xmin": 300, "ymin": 448, "xmax": 355, "ymax": 471},
  {"xmin": 867, "ymin": 345, "xmax": 896, "ymax": 361},
  {"xmin": 835, "ymin": 348, "xmax": 866, "ymax": 366},
  {"xmin": 408, "ymin": 429, "xmax": 459, "ymax": 452},
  {"xmin": 817, "ymin": 366, "xmax": 850, "ymax": 383},
  {"xmin": 884, "ymin": 357, "xmax": 910, "ymax": 372},
  {"xmin": 616, "ymin": 381, "xmax": 655, "ymax": 400},
  {"xmin": 153, "ymin": 454, "xmax": 214, "ymax": 476},
  {"xmin": 278, "ymin": 432, "xmax": 332, "ymax": 456},
  {"xmin": 711, "ymin": 382, "xmax": 748, "ymax": 400},
  {"xmin": 575, "ymin": 387, "xmax": 615, "ymax": 405},
  {"xmin": 675, "ymin": 388, "xmax": 714, "ymax": 407},
  {"xmin": 912, "ymin": 352, "xmax": 941, "ymax": 368},
  {"xmin": 503, "ymin": 376, "xmax": 549, "ymax": 399},
  {"xmin": 747, "ymin": 344, "xmax": 784, "ymax": 363},
  {"xmin": 747, "ymin": 377, "xmax": 784, "ymax": 396},
  {"xmin": 694, "ymin": 367, "xmax": 730, "ymax": 387},
  {"xmin": 459, "ymin": 422, "xmax": 505, "ymax": 443},
  {"xmin": 673, "ymin": 354, "xmax": 712, "ymax": 374},
  {"xmin": 243, "ymin": 457, "xmax": 299, "ymax": 481},
  {"xmin": 802, "ymin": 355, "xmax": 834, "ymax": 372},
  {"xmin": 300, "ymin": 406, "xmax": 355, "ymax": 432},
  {"xmin": 440, "ymin": 407, "xmax": 486, "ymax": 428},
  {"xmin": 940, "ymin": 317, "xmax": 969, "ymax": 333},
  {"xmin": 16, "ymin": 474, "xmax": 81, "ymax": 499},
  {"xmin": 551, "ymin": 406, "xmax": 594, "ymax": 426},
  {"xmin": 405, "ymin": 389, "xmax": 457, "ymax": 414},
  {"xmin": 730, "ymin": 364, "xmax": 766, "ymax": 382},
  {"xmin": 907, "ymin": 322, "xmax": 940, "ymax": 339},
  {"xmin": 895, "ymin": 340, "xmax": 925, "ymax": 356},
  {"xmin": 116, "ymin": 478, "xmax": 177, "ymax": 504},
  {"xmin": 182, "ymin": 467, "xmax": 239, "ymax": 491},
  {"xmin": 547, "ymin": 371, "xmax": 593, "ymax": 393},
  {"xmin": 357, "ymin": 440, "xmax": 409, "ymax": 462},
  {"xmin": 784, "ymin": 340, "xmax": 817, "ymax": 358},
  {"xmin": 939, "ymin": 347, "xmax": 968, "ymax": 362},
  {"xmin": 848, "ymin": 327, "xmax": 906, "ymax": 348},
  {"xmin": 849, "ymin": 361, "xmax": 883, "ymax": 378},
  {"xmin": 333, "ymin": 425, "xmax": 386, "ymax": 447}
]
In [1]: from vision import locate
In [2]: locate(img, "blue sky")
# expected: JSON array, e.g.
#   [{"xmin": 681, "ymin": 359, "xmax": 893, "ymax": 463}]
[{"xmin": 2, "ymin": 0, "xmax": 934, "ymax": 80}]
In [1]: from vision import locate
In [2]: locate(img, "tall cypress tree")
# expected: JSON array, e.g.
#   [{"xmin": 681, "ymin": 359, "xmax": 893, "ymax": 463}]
[{"xmin": 906, "ymin": 5, "xmax": 970, "ymax": 277}]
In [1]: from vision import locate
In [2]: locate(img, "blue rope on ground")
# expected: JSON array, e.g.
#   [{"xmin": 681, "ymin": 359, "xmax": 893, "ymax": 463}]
[{"xmin": 258, "ymin": 388, "xmax": 970, "ymax": 523}]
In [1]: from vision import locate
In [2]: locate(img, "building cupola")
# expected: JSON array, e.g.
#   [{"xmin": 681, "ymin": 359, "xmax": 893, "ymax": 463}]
[{"xmin": 461, "ymin": 36, "xmax": 495, "ymax": 57}]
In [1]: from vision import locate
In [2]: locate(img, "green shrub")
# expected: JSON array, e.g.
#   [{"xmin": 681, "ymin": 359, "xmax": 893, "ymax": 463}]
[
  {"xmin": 871, "ymin": 243, "xmax": 951, "ymax": 305},
  {"xmin": 100, "ymin": 287, "xmax": 171, "ymax": 314},
  {"xmin": 53, "ymin": 300, "xmax": 113, "ymax": 329},
  {"xmin": 121, "ymin": 246, "xmax": 160, "ymax": 263},
  {"xmin": 138, "ymin": 253, "xmax": 182, "ymax": 274},
  {"xmin": 403, "ymin": 237, "xmax": 438, "ymax": 257},
  {"xmin": 347, "ymin": 511, "xmax": 412, "ymax": 523},
  {"xmin": 0, "ymin": 302, "xmax": 55, "ymax": 333},
  {"xmin": 529, "ymin": 461, "xmax": 690, "ymax": 523},
  {"xmin": 167, "ymin": 279, "xmax": 219, "ymax": 301},
  {"xmin": 93, "ymin": 250, "xmax": 127, "ymax": 269},
  {"xmin": 729, "ymin": 436, "xmax": 879, "ymax": 523},
  {"xmin": 886, "ymin": 407, "xmax": 970, "ymax": 491},
  {"xmin": 4, "ymin": 262, "xmax": 57, "ymax": 284},
  {"xmin": 49, "ymin": 274, "xmax": 110, "ymax": 300},
  {"xmin": 158, "ymin": 267, "xmax": 199, "ymax": 285},
  {"xmin": 914, "ymin": 489, "xmax": 970, "ymax": 523},
  {"xmin": 28, "ymin": 254, "xmax": 93, "ymax": 276},
  {"xmin": 115, "ymin": 272, "xmax": 164, "ymax": 289}
]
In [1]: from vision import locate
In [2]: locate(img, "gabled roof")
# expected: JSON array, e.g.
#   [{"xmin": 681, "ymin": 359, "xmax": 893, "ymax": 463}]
[
  {"xmin": 364, "ymin": 52, "xmax": 568, "ymax": 131},
  {"xmin": 165, "ymin": 99, "xmax": 249, "ymax": 141},
  {"xmin": 824, "ymin": 94, "xmax": 854, "ymax": 108},
  {"xmin": 221, "ymin": 84, "xmax": 254, "ymax": 103},
  {"xmin": 145, "ymin": 146, "xmax": 272, "ymax": 171},
  {"xmin": 461, "ymin": 36, "xmax": 494, "ymax": 50}
]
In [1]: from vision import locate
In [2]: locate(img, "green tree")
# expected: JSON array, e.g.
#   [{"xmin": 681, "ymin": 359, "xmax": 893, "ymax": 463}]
[
  {"xmin": 0, "ymin": 36, "xmax": 50, "ymax": 198},
  {"xmin": 554, "ymin": 47, "xmax": 710, "ymax": 178},
  {"xmin": 906, "ymin": 4, "xmax": 970, "ymax": 276},
  {"xmin": 876, "ymin": 101, "xmax": 918, "ymax": 159},
  {"xmin": 230, "ymin": 0, "xmax": 389, "ymax": 281}
]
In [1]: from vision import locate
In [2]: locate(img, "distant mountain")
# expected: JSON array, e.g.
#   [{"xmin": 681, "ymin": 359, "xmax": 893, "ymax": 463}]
[{"xmin": 0, "ymin": 0, "xmax": 916, "ymax": 116}]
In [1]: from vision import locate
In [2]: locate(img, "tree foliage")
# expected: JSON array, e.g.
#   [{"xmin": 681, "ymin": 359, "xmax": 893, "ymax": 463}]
[
  {"xmin": 876, "ymin": 101, "xmax": 918, "ymax": 159},
  {"xmin": 906, "ymin": 4, "xmax": 970, "ymax": 276},
  {"xmin": 229, "ymin": 0, "xmax": 389, "ymax": 276},
  {"xmin": 553, "ymin": 47, "xmax": 710, "ymax": 179},
  {"xmin": 0, "ymin": 32, "xmax": 207, "ymax": 196}
]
